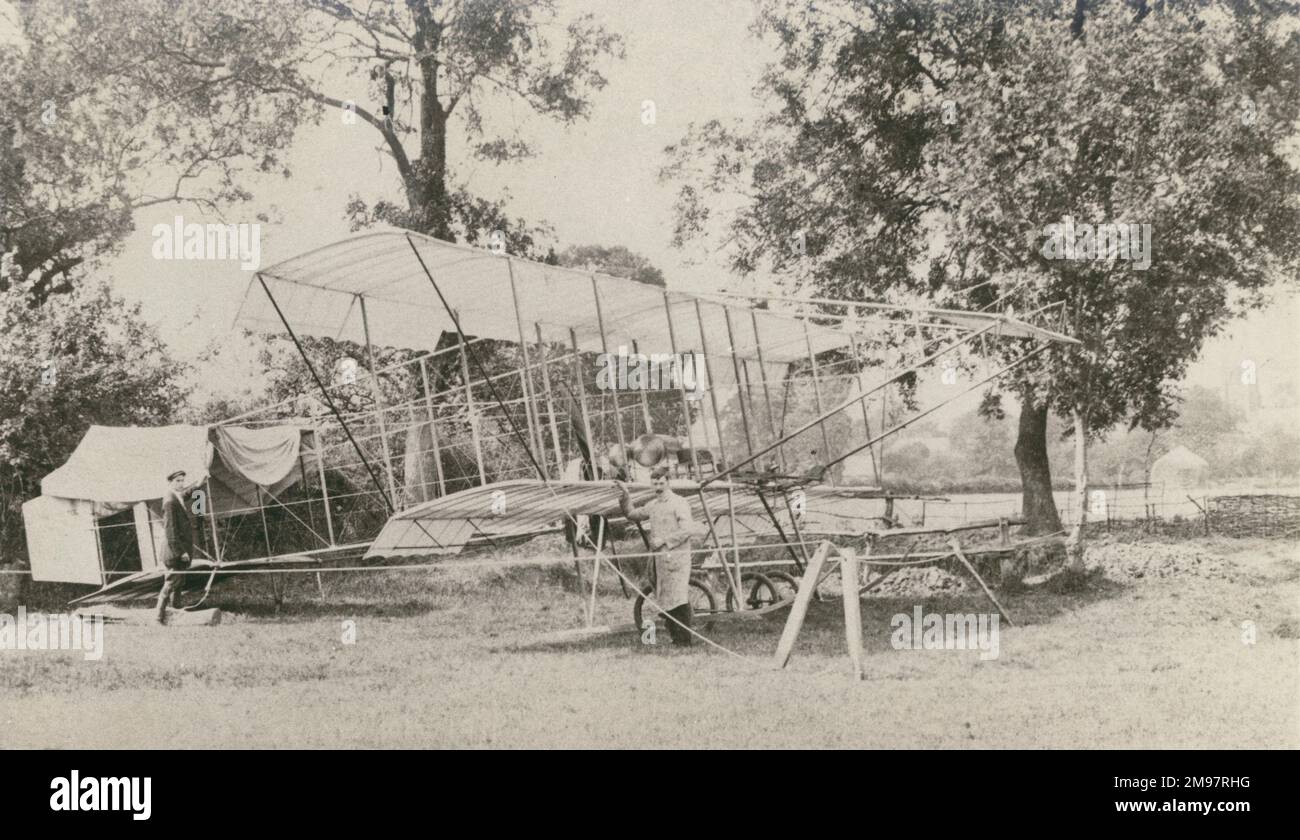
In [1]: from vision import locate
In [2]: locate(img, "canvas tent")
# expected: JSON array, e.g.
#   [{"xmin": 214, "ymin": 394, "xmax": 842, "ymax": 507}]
[{"xmin": 24, "ymin": 424, "xmax": 320, "ymax": 585}]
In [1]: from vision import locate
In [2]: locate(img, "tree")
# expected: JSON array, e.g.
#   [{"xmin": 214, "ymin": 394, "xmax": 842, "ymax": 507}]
[
  {"xmin": 556, "ymin": 244, "xmax": 666, "ymax": 288},
  {"xmin": 1173, "ymin": 385, "xmax": 1240, "ymax": 457},
  {"xmin": 2, "ymin": 0, "xmax": 623, "ymax": 302},
  {"xmin": 0, "ymin": 278, "xmax": 188, "ymax": 560},
  {"xmin": 279, "ymin": 0, "xmax": 625, "ymax": 250},
  {"xmin": 0, "ymin": 0, "xmax": 308, "ymax": 303},
  {"xmin": 662, "ymin": 0, "xmax": 1300, "ymax": 540},
  {"xmin": 949, "ymin": 408, "xmax": 1014, "ymax": 478}
]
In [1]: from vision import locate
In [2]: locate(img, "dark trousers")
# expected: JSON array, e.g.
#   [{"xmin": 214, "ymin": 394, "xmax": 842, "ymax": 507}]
[
  {"xmin": 154, "ymin": 572, "xmax": 182, "ymax": 620},
  {"xmin": 665, "ymin": 602, "xmax": 694, "ymax": 646},
  {"xmin": 154, "ymin": 555, "xmax": 190, "ymax": 621}
]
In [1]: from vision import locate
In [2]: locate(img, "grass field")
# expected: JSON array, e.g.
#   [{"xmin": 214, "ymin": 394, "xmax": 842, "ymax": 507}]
[{"xmin": 2, "ymin": 535, "xmax": 1297, "ymax": 748}]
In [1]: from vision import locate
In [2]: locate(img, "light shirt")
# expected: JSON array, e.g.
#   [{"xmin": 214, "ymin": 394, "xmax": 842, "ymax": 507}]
[
  {"xmin": 637, "ymin": 492, "xmax": 696, "ymax": 551},
  {"xmin": 625, "ymin": 490, "xmax": 698, "ymax": 611}
]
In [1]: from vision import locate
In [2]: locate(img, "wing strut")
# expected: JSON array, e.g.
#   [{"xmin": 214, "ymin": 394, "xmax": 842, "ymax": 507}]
[
  {"xmin": 257, "ymin": 274, "xmax": 395, "ymax": 515},
  {"xmin": 405, "ymin": 235, "xmax": 549, "ymax": 483}
]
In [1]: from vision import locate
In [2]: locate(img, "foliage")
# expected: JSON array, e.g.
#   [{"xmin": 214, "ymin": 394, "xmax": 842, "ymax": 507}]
[
  {"xmin": 661, "ymin": 0, "xmax": 1300, "ymax": 525},
  {"xmin": 556, "ymin": 244, "xmax": 666, "ymax": 287},
  {"xmin": 0, "ymin": 279, "xmax": 188, "ymax": 559},
  {"xmin": 0, "ymin": 0, "xmax": 310, "ymax": 302},
  {"xmin": 279, "ymin": 0, "xmax": 625, "ymax": 248},
  {"xmin": 1, "ymin": 0, "xmax": 623, "ymax": 299}
]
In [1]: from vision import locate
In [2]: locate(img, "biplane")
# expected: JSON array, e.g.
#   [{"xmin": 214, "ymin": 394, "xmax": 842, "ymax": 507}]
[{"xmin": 40, "ymin": 229, "xmax": 1078, "ymax": 634}]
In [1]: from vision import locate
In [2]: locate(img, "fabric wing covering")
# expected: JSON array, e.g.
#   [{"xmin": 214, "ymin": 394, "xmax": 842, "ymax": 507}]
[
  {"xmin": 235, "ymin": 231, "xmax": 1074, "ymax": 382},
  {"xmin": 235, "ymin": 230, "xmax": 851, "ymax": 366},
  {"xmin": 364, "ymin": 479, "xmax": 887, "ymax": 559}
]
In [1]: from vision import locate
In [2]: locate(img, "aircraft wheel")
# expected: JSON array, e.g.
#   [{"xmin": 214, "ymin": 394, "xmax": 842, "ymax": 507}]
[
  {"xmin": 634, "ymin": 578, "xmax": 716, "ymax": 638},
  {"xmin": 725, "ymin": 572, "xmax": 780, "ymax": 611},
  {"xmin": 765, "ymin": 570, "xmax": 801, "ymax": 601}
]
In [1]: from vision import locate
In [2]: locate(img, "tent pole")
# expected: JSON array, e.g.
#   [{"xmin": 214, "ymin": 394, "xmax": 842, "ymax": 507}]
[
  {"xmin": 455, "ymin": 310, "xmax": 488, "ymax": 485},
  {"xmin": 93, "ymin": 510, "xmax": 106, "ymax": 584},
  {"xmin": 803, "ymin": 321, "xmax": 834, "ymax": 483},
  {"xmin": 750, "ymin": 310, "xmax": 785, "ymax": 472},
  {"xmin": 590, "ymin": 275, "xmax": 628, "ymax": 461},
  {"xmin": 693, "ymin": 299, "xmax": 728, "ymax": 471},
  {"xmin": 255, "ymin": 274, "xmax": 393, "ymax": 515},
  {"xmin": 358, "ymin": 294, "xmax": 402, "ymax": 509},
  {"xmin": 417, "ymin": 357, "xmax": 447, "ymax": 498},
  {"xmin": 535, "ymin": 323, "xmax": 566, "ymax": 477},
  {"xmin": 311, "ymin": 429, "xmax": 336, "ymax": 545},
  {"xmin": 722, "ymin": 306, "xmax": 756, "ymax": 459},
  {"xmin": 506, "ymin": 259, "xmax": 547, "ymax": 472},
  {"xmin": 662, "ymin": 291, "xmax": 700, "ymax": 478}
]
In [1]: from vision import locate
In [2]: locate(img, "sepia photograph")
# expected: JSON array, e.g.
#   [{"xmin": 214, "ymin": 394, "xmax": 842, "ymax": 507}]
[{"xmin": 1, "ymin": 0, "xmax": 1297, "ymax": 766}]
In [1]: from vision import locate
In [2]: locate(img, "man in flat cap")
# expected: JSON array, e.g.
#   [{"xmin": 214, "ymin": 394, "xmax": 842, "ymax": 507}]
[{"xmin": 154, "ymin": 469, "xmax": 194, "ymax": 624}]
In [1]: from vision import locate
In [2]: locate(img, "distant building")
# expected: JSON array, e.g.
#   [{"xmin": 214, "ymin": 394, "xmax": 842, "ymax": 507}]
[{"xmin": 1151, "ymin": 445, "xmax": 1209, "ymax": 489}]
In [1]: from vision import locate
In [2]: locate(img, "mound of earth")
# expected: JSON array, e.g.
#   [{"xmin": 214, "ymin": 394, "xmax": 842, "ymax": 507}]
[
  {"xmin": 1083, "ymin": 538, "xmax": 1236, "ymax": 583},
  {"xmin": 867, "ymin": 564, "xmax": 969, "ymax": 597},
  {"xmin": 858, "ymin": 538, "xmax": 1237, "ymax": 597}
]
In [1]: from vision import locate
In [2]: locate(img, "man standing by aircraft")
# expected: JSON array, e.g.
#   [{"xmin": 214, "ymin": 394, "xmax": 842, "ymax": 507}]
[
  {"xmin": 615, "ymin": 467, "xmax": 703, "ymax": 646},
  {"xmin": 154, "ymin": 469, "xmax": 194, "ymax": 625}
]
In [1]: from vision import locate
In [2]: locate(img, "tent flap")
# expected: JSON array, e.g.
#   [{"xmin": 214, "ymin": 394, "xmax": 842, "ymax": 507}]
[
  {"xmin": 212, "ymin": 426, "xmax": 311, "ymax": 491},
  {"xmin": 24, "ymin": 495, "xmax": 102, "ymax": 584}
]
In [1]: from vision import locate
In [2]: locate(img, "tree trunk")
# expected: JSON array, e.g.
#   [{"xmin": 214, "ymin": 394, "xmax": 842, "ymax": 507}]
[
  {"xmin": 409, "ymin": 0, "xmax": 452, "ymax": 238},
  {"xmin": 1014, "ymin": 396, "xmax": 1063, "ymax": 535},
  {"xmin": 1066, "ymin": 408, "xmax": 1088, "ymax": 571}
]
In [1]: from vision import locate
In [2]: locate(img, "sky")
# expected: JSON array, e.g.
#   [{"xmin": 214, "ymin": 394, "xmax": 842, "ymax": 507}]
[
  {"xmin": 11, "ymin": 0, "xmax": 1299, "ymax": 415},
  {"xmin": 104, "ymin": 0, "xmax": 772, "ymax": 361}
]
